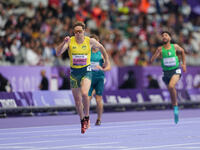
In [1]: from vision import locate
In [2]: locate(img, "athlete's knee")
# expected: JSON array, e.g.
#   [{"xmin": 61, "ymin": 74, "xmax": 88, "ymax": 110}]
[
  {"xmin": 96, "ymin": 99, "xmax": 102, "ymax": 105},
  {"xmin": 74, "ymin": 98, "xmax": 82, "ymax": 105},
  {"xmin": 96, "ymin": 100, "xmax": 103, "ymax": 109},
  {"xmin": 81, "ymin": 86, "xmax": 90, "ymax": 98},
  {"xmin": 168, "ymin": 84, "xmax": 175, "ymax": 90},
  {"xmin": 96, "ymin": 96, "xmax": 102, "ymax": 103},
  {"xmin": 82, "ymin": 92, "xmax": 89, "ymax": 99},
  {"xmin": 75, "ymin": 102, "xmax": 82, "ymax": 109}
]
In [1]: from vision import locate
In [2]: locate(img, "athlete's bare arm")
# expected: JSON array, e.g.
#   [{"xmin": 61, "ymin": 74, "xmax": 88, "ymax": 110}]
[
  {"xmin": 90, "ymin": 38, "xmax": 111, "ymax": 71},
  {"xmin": 174, "ymin": 44, "xmax": 187, "ymax": 72},
  {"xmin": 94, "ymin": 54, "xmax": 110, "ymax": 71},
  {"xmin": 56, "ymin": 36, "xmax": 70, "ymax": 56},
  {"xmin": 150, "ymin": 47, "xmax": 162, "ymax": 63}
]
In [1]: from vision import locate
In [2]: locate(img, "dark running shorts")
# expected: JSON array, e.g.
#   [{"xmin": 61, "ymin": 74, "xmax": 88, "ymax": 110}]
[
  {"xmin": 88, "ymin": 77, "xmax": 104, "ymax": 96},
  {"xmin": 70, "ymin": 65, "xmax": 92, "ymax": 88},
  {"xmin": 162, "ymin": 68, "xmax": 181, "ymax": 85}
]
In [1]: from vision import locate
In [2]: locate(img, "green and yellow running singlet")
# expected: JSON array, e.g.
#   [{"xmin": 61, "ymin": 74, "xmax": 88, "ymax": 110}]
[{"xmin": 68, "ymin": 36, "xmax": 91, "ymax": 68}]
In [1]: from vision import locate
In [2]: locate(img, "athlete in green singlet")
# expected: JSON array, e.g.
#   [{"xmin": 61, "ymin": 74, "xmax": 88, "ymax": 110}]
[
  {"xmin": 89, "ymin": 35, "xmax": 111, "ymax": 126},
  {"xmin": 150, "ymin": 31, "xmax": 186, "ymax": 124}
]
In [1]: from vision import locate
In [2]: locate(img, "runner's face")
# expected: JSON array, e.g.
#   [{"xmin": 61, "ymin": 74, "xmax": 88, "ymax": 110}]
[
  {"xmin": 162, "ymin": 33, "xmax": 171, "ymax": 44},
  {"xmin": 74, "ymin": 26, "xmax": 84, "ymax": 38}
]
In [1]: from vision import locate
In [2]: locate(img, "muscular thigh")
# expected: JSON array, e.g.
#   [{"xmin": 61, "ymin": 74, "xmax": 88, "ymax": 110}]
[
  {"xmin": 81, "ymin": 77, "xmax": 91, "ymax": 95},
  {"xmin": 70, "ymin": 66, "xmax": 92, "ymax": 88},
  {"xmin": 168, "ymin": 74, "xmax": 180, "ymax": 88},
  {"xmin": 163, "ymin": 68, "xmax": 181, "ymax": 86}
]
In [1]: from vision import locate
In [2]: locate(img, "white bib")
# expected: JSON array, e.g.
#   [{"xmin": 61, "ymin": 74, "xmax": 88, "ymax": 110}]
[
  {"xmin": 176, "ymin": 68, "xmax": 181, "ymax": 74},
  {"xmin": 91, "ymin": 61, "xmax": 100, "ymax": 71},
  {"xmin": 163, "ymin": 57, "xmax": 176, "ymax": 66}
]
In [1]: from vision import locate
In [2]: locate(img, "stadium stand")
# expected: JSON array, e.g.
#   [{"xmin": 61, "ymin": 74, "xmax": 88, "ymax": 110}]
[{"xmin": 0, "ymin": 0, "xmax": 200, "ymax": 66}]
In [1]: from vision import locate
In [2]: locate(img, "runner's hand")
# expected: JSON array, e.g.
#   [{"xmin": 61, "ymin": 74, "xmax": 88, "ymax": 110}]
[
  {"xmin": 182, "ymin": 64, "xmax": 187, "ymax": 73},
  {"xmin": 64, "ymin": 36, "xmax": 70, "ymax": 43},
  {"xmin": 96, "ymin": 65, "xmax": 103, "ymax": 71}
]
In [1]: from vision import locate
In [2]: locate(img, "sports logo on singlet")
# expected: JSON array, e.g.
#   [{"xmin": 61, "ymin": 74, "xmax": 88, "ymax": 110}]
[
  {"xmin": 168, "ymin": 52, "xmax": 171, "ymax": 56},
  {"xmin": 82, "ymin": 45, "xmax": 87, "ymax": 50}
]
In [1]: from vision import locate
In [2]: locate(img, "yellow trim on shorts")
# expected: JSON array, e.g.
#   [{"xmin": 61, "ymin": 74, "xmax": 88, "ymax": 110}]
[{"xmin": 70, "ymin": 75, "xmax": 78, "ymax": 88}]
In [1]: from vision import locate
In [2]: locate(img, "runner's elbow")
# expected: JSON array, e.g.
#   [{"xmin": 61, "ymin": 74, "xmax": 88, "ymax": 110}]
[{"xmin": 56, "ymin": 49, "xmax": 61, "ymax": 56}]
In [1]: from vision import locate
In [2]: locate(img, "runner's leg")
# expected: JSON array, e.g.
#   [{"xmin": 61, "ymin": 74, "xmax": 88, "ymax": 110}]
[
  {"xmin": 81, "ymin": 78, "xmax": 91, "ymax": 117},
  {"xmin": 168, "ymin": 74, "xmax": 180, "ymax": 124},
  {"xmin": 95, "ymin": 95, "xmax": 103, "ymax": 121},
  {"xmin": 168, "ymin": 74, "xmax": 180, "ymax": 106},
  {"xmin": 72, "ymin": 88, "xmax": 84, "ymax": 120}
]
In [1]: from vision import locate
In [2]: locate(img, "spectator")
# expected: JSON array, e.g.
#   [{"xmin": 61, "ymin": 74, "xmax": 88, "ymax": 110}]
[
  {"xmin": 59, "ymin": 70, "xmax": 70, "ymax": 90},
  {"xmin": 0, "ymin": 0, "xmax": 199, "ymax": 66},
  {"xmin": 0, "ymin": 73, "xmax": 12, "ymax": 92},
  {"xmin": 62, "ymin": 0, "xmax": 75, "ymax": 18},
  {"xmin": 39, "ymin": 70, "xmax": 49, "ymax": 90},
  {"xmin": 179, "ymin": 0, "xmax": 191, "ymax": 18},
  {"xmin": 123, "ymin": 44, "xmax": 139, "ymax": 66},
  {"xmin": 25, "ymin": 42, "xmax": 41, "ymax": 66},
  {"xmin": 0, "ymin": 47, "xmax": 4, "ymax": 63},
  {"xmin": 135, "ymin": 50, "xmax": 148, "ymax": 66},
  {"xmin": 139, "ymin": 0, "xmax": 150, "ymax": 14},
  {"xmin": 194, "ymin": 83, "xmax": 200, "ymax": 89},
  {"xmin": 147, "ymin": 74, "xmax": 160, "ymax": 89},
  {"xmin": 119, "ymin": 70, "xmax": 136, "ymax": 89}
]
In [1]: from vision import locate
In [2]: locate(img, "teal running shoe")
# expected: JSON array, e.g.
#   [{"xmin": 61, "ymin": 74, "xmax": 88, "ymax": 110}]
[{"xmin": 174, "ymin": 106, "xmax": 179, "ymax": 124}]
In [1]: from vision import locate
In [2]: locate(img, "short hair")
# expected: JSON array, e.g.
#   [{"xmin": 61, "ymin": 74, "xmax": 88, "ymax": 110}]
[
  {"xmin": 147, "ymin": 74, "xmax": 152, "ymax": 78},
  {"xmin": 73, "ymin": 21, "xmax": 85, "ymax": 30},
  {"xmin": 161, "ymin": 31, "xmax": 171, "ymax": 37},
  {"xmin": 90, "ymin": 34, "xmax": 99, "ymax": 41}
]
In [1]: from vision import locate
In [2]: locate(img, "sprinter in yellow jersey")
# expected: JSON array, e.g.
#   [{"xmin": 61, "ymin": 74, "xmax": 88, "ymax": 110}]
[{"xmin": 56, "ymin": 21, "xmax": 110, "ymax": 134}]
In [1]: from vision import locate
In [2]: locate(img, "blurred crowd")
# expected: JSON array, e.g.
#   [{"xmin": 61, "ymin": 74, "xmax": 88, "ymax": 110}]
[{"xmin": 0, "ymin": 0, "xmax": 200, "ymax": 66}]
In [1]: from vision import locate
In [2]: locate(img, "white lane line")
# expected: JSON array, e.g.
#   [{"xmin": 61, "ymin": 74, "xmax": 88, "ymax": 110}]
[
  {"xmin": 0, "ymin": 145, "xmax": 34, "ymax": 150},
  {"xmin": 173, "ymin": 146, "xmax": 200, "ymax": 149},
  {"xmin": 0, "ymin": 132, "xmax": 80, "ymax": 141},
  {"xmin": 81, "ymin": 146, "xmax": 128, "ymax": 149},
  {"xmin": 0, "ymin": 128, "xmax": 78, "ymax": 135},
  {"xmin": 0, "ymin": 117, "xmax": 199, "ymax": 131},
  {"xmin": 0, "ymin": 125, "xmax": 196, "ymax": 142},
  {"xmin": 103, "ymin": 117, "xmax": 200, "ymax": 125},
  {"xmin": 124, "ymin": 142, "xmax": 200, "ymax": 150},
  {"xmin": 0, "ymin": 120, "xmax": 200, "ymax": 136},
  {"xmin": 0, "ymin": 139, "xmax": 65, "ymax": 146},
  {"xmin": 0, "ymin": 124, "xmax": 79, "ymax": 131},
  {"xmin": 28, "ymin": 142, "xmax": 119, "ymax": 150}
]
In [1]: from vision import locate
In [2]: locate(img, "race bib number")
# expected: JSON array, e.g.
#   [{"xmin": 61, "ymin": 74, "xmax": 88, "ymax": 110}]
[
  {"xmin": 163, "ymin": 57, "xmax": 176, "ymax": 66},
  {"xmin": 176, "ymin": 68, "xmax": 181, "ymax": 74},
  {"xmin": 91, "ymin": 62, "xmax": 100, "ymax": 71},
  {"xmin": 72, "ymin": 55, "xmax": 87, "ymax": 66},
  {"xmin": 87, "ymin": 65, "xmax": 91, "ymax": 71}
]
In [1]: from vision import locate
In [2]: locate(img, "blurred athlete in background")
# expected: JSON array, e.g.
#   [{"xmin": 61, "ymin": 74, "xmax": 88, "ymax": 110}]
[
  {"xmin": 150, "ymin": 31, "xmax": 186, "ymax": 124},
  {"xmin": 89, "ymin": 34, "xmax": 111, "ymax": 126}
]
